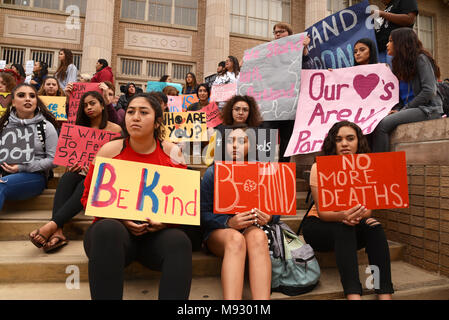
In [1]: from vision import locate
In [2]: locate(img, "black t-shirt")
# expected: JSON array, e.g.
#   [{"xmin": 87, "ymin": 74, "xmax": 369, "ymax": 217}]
[{"xmin": 375, "ymin": 0, "xmax": 419, "ymax": 52}]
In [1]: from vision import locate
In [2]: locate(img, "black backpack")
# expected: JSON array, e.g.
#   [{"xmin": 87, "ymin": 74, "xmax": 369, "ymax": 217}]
[{"xmin": 437, "ymin": 81, "xmax": 449, "ymax": 117}]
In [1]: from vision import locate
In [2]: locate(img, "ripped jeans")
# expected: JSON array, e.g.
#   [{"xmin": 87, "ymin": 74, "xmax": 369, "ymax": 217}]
[{"xmin": 302, "ymin": 216, "xmax": 394, "ymax": 296}]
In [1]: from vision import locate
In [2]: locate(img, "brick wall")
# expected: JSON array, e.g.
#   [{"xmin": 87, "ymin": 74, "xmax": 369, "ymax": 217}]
[{"xmin": 372, "ymin": 118, "xmax": 449, "ymax": 277}]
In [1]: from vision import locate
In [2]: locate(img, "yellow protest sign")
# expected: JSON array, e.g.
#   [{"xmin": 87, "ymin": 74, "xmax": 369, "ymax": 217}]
[
  {"xmin": 85, "ymin": 157, "xmax": 200, "ymax": 226},
  {"xmin": 39, "ymin": 96, "xmax": 67, "ymax": 121},
  {"xmin": 0, "ymin": 92, "xmax": 12, "ymax": 117},
  {"xmin": 163, "ymin": 111, "xmax": 207, "ymax": 142}
]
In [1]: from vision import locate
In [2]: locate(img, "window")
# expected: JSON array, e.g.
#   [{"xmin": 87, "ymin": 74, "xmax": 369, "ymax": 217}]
[
  {"xmin": 121, "ymin": 0, "xmax": 197, "ymax": 27},
  {"xmin": 414, "ymin": 15, "xmax": 434, "ymax": 55},
  {"xmin": 121, "ymin": 58, "xmax": 142, "ymax": 76},
  {"xmin": 1, "ymin": 0, "xmax": 87, "ymax": 14},
  {"xmin": 326, "ymin": 0, "xmax": 361, "ymax": 15},
  {"xmin": 31, "ymin": 50, "xmax": 54, "ymax": 68},
  {"xmin": 172, "ymin": 63, "xmax": 191, "ymax": 80},
  {"xmin": 147, "ymin": 61, "xmax": 168, "ymax": 78},
  {"xmin": 1, "ymin": 47, "xmax": 26, "ymax": 65},
  {"xmin": 230, "ymin": 0, "xmax": 291, "ymax": 38},
  {"xmin": 118, "ymin": 56, "xmax": 195, "ymax": 86},
  {"xmin": 1, "ymin": 46, "xmax": 81, "ymax": 72}
]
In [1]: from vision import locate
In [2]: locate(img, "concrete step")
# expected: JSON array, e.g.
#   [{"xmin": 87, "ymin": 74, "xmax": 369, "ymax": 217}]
[
  {"xmin": 2, "ymin": 188, "xmax": 309, "ymax": 212},
  {"xmin": 0, "ymin": 261, "xmax": 448, "ymax": 300},
  {"xmin": 0, "ymin": 209, "xmax": 306, "ymax": 241},
  {"xmin": 0, "ymin": 239, "xmax": 405, "ymax": 283}
]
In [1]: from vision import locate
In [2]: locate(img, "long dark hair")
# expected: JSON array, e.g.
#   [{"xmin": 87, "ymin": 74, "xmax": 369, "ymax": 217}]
[
  {"xmin": 122, "ymin": 93, "xmax": 165, "ymax": 141},
  {"xmin": 354, "ymin": 38, "xmax": 378, "ymax": 65},
  {"xmin": 227, "ymin": 56, "xmax": 240, "ymax": 76},
  {"xmin": 321, "ymin": 121, "xmax": 370, "ymax": 156},
  {"xmin": 390, "ymin": 27, "xmax": 440, "ymax": 81},
  {"xmin": 34, "ymin": 61, "xmax": 49, "ymax": 81},
  {"xmin": 195, "ymin": 83, "xmax": 211, "ymax": 101},
  {"xmin": 0, "ymin": 83, "xmax": 59, "ymax": 134},
  {"xmin": 222, "ymin": 95, "xmax": 262, "ymax": 127},
  {"xmin": 55, "ymin": 49, "xmax": 74, "ymax": 82},
  {"xmin": 75, "ymin": 91, "xmax": 108, "ymax": 129},
  {"xmin": 183, "ymin": 72, "xmax": 197, "ymax": 91}
]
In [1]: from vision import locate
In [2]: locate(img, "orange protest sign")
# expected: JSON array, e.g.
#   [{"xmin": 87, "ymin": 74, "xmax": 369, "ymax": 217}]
[
  {"xmin": 213, "ymin": 162, "xmax": 296, "ymax": 215},
  {"xmin": 316, "ymin": 151, "xmax": 409, "ymax": 211}
]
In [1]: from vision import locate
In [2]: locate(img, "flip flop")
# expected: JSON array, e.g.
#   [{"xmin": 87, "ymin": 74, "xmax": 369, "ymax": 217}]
[
  {"xmin": 29, "ymin": 229, "xmax": 48, "ymax": 248},
  {"xmin": 43, "ymin": 235, "xmax": 68, "ymax": 253}
]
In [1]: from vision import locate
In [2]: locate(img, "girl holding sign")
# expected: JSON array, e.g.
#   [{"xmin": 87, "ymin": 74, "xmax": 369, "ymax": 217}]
[
  {"xmin": 0, "ymin": 84, "xmax": 59, "ymax": 210},
  {"xmin": 80, "ymin": 93, "xmax": 193, "ymax": 300},
  {"xmin": 372, "ymin": 28, "xmax": 443, "ymax": 152},
  {"xmin": 201, "ymin": 125, "xmax": 280, "ymax": 300},
  {"xmin": 29, "ymin": 91, "xmax": 122, "ymax": 252},
  {"xmin": 302, "ymin": 121, "xmax": 393, "ymax": 300}
]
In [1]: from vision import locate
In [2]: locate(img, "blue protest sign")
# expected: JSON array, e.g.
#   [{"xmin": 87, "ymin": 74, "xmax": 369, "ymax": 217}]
[
  {"xmin": 146, "ymin": 81, "xmax": 183, "ymax": 95},
  {"xmin": 306, "ymin": 0, "xmax": 377, "ymax": 69}
]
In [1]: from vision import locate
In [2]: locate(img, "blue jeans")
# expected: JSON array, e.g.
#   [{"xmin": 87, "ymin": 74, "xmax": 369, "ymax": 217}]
[{"xmin": 0, "ymin": 172, "xmax": 46, "ymax": 209}]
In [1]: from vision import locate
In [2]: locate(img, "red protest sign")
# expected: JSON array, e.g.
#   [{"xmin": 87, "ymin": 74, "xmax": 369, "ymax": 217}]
[
  {"xmin": 53, "ymin": 123, "xmax": 121, "ymax": 167},
  {"xmin": 214, "ymin": 162, "xmax": 296, "ymax": 215},
  {"xmin": 316, "ymin": 151, "xmax": 409, "ymax": 211},
  {"xmin": 202, "ymin": 102, "xmax": 222, "ymax": 128},
  {"xmin": 68, "ymin": 83, "xmax": 102, "ymax": 124}
]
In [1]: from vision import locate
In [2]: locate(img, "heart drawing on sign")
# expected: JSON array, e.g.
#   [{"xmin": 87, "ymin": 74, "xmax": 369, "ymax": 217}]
[
  {"xmin": 353, "ymin": 74, "xmax": 380, "ymax": 100},
  {"xmin": 161, "ymin": 185, "xmax": 174, "ymax": 196}
]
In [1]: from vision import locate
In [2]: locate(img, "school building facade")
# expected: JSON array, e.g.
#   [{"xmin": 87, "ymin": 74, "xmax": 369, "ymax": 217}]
[{"xmin": 1, "ymin": 0, "xmax": 448, "ymax": 92}]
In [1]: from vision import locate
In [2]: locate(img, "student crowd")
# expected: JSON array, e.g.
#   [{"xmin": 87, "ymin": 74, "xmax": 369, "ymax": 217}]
[{"xmin": 0, "ymin": 0, "xmax": 447, "ymax": 301}]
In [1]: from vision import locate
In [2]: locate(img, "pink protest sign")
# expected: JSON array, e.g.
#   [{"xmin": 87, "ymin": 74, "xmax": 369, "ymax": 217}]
[
  {"xmin": 54, "ymin": 123, "xmax": 121, "ymax": 167},
  {"xmin": 202, "ymin": 102, "xmax": 222, "ymax": 128},
  {"xmin": 167, "ymin": 94, "xmax": 199, "ymax": 112},
  {"xmin": 210, "ymin": 82, "xmax": 237, "ymax": 102},
  {"xmin": 285, "ymin": 64, "xmax": 399, "ymax": 156},
  {"xmin": 68, "ymin": 83, "xmax": 102, "ymax": 124}
]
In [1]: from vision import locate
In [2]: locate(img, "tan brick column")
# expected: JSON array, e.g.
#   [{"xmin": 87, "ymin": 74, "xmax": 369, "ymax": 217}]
[
  {"xmin": 203, "ymin": 0, "xmax": 230, "ymax": 78},
  {"xmin": 80, "ymin": 0, "xmax": 114, "ymax": 75},
  {"xmin": 305, "ymin": 0, "xmax": 328, "ymax": 28}
]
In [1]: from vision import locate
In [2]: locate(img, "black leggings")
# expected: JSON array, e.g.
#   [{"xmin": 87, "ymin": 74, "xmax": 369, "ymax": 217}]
[
  {"xmin": 83, "ymin": 219, "xmax": 192, "ymax": 300},
  {"xmin": 52, "ymin": 172, "xmax": 85, "ymax": 228},
  {"xmin": 302, "ymin": 217, "xmax": 394, "ymax": 296}
]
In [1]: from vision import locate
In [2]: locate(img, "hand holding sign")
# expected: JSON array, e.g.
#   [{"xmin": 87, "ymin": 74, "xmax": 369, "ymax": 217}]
[
  {"xmin": 285, "ymin": 64, "xmax": 398, "ymax": 156},
  {"xmin": 316, "ymin": 152, "xmax": 409, "ymax": 211}
]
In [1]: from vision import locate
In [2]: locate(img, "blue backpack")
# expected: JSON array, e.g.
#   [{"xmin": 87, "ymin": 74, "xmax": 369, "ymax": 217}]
[{"xmin": 266, "ymin": 221, "xmax": 320, "ymax": 296}]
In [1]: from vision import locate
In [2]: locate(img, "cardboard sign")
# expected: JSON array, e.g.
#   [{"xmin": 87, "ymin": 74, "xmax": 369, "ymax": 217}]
[
  {"xmin": 202, "ymin": 102, "xmax": 222, "ymax": 128},
  {"xmin": 285, "ymin": 64, "xmax": 398, "ymax": 156},
  {"xmin": 68, "ymin": 83, "xmax": 102, "ymax": 124},
  {"xmin": 306, "ymin": 0, "xmax": 377, "ymax": 69},
  {"xmin": 0, "ymin": 92, "xmax": 11, "ymax": 117},
  {"xmin": 0, "ymin": 127, "xmax": 34, "ymax": 164},
  {"xmin": 210, "ymin": 82, "xmax": 237, "ymax": 102},
  {"xmin": 85, "ymin": 157, "xmax": 200, "ymax": 225},
  {"xmin": 53, "ymin": 123, "xmax": 121, "ymax": 167},
  {"xmin": 214, "ymin": 162, "xmax": 296, "ymax": 215},
  {"xmin": 163, "ymin": 112, "xmax": 207, "ymax": 142},
  {"xmin": 237, "ymin": 32, "xmax": 306, "ymax": 121},
  {"xmin": 316, "ymin": 152, "xmax": 409, "ymax": 211},
  {"xmin": 146, "ymin": 81, "xmax": 183, "ymax": 95},
  {"xmin": 214, "ymin": 127, "xmax": 279, "ymax": 163},
  {"xmin": 40, "ymin": 96, "xmax": 67, "ymax": 121},
  {"xmin": 167, "ymin": 94, "xmax": 199, "ymax": 112}
]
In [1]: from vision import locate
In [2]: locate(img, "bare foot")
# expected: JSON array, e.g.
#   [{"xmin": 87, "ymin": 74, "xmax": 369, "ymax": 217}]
[{"xmin": 29, "ymin": 221, "xmax": 58, "ymax": 246}]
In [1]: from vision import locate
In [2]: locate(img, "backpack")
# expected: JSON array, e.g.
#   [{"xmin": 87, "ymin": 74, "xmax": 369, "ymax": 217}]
[
  {"xmin": 437, "ymin": 81, "xmax": 449, "ymax": 117},
  {"xmin": 266, "ymin": 221, "xmax": 320, "ymax": 296}
]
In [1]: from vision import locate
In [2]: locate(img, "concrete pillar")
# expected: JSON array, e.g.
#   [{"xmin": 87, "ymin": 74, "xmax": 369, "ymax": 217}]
[
  {"xmin": 203, "ymin": 0, "xmax": 231, "ymax": 77},
  {"xmin": 305, "ymin": 0, "xmax": 328, "ymax": 28},
  {"xmin": 80, "ymin": 0, "xmax": 114, "ymax": 75}
]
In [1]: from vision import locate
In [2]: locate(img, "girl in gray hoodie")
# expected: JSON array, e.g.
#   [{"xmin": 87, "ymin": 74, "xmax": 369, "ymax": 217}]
[{"xmin": 0, "ymin": 83, "xmax": 59, "ymax": 211}]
